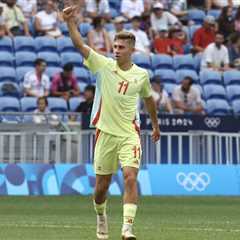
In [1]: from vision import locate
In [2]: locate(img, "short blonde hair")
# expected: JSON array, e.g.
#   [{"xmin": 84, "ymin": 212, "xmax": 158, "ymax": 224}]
[{"xmin": 114, "ymin": 31, "xmax": 136, "ymax": 47}]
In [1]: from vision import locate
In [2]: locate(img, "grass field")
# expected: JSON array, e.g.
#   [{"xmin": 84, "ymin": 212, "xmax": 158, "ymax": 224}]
[{"xmin": 0, "ymin": 196, "xmax": 239, "ymax": 240}]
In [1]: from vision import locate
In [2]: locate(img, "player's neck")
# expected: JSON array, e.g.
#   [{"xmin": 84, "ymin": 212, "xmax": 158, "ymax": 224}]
[{"xmin": 117, "ymin": 60, "xmax": 133, "ymax": 71}]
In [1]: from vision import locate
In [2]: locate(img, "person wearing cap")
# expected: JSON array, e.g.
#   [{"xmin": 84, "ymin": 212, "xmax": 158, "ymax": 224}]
[
  {"xmin": 151, "ymin": 75, "xmax": 173, "ymax": 114},
  {"xmin": 109, "ymin": 16, "xmax": 127, "ymax": 44},
  {"xmin": 51, "ymin": 62, "xmax": 80, "ymax": 101},
  {"xmin": 129, "ymin": 15, "xmax": 151, "ymax": 54},
  {"xmin": 150, "ymin": 2, "xmax": 179, "ymax": 37},
  {"xmin": 192, "ymin": 15, "xmax": 216, "ymax": 53},
  {"xmin": 201, "ymin": 32, "xmax": 230, "ymax": 72},
  {"xmin": 121, "ymin": 0, "xmax": 144, "ymax": 21}
]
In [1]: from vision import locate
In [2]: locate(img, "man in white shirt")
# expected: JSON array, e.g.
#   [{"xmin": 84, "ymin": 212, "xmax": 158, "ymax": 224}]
[
  {"xmin": 129, "ymin": 15, "xmax": 150, "ymax": 54},
  {"xmin": 109, "ymin": 16, "xmax": 127, "ymax": 44},
  {"xmin": 201, "ymin": 32, "xmax": 230, "ymax": 71},
  {"xmin": 23, "ymin": 58, "xmax": 50, "ymax": 97},
  {"xmin": 150, "ymin": 2, "xmax": 179, "ymax": 36},
  {"xmin": 172, "ymin": 76, "xmax": 205, "ymax": 114},
  {"xmin": 86, "ymin": 0, "xmax": 111, "ymax": 20},
  {"xmin": 121, "ymin": 0, "xmax": 144, "ymax": 21},
  {"xmin": 17, "ymin": 0, "xmax": 37, "ymax": 19}
]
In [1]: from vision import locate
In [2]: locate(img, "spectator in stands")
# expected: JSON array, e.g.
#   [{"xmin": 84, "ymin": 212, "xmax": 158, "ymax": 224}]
[
  {"xmin": 17, "ymin": 0, "xmax": 37, "ymax": 20},
  {"xmin": 87, "ymin": 16, "xmax": 111, "ymax": 55},
  {"xmin": 51, "ymin": 63, "xmax": 80, "ymax": 101},
  {"xmin": 86, "ymin": 0, "xmax": 110, "ymax": 21},
  {"xmin": 23, "ymin": 58, "xmax": 50, "ymax": 97},
  {"xmin": 150, "ymin": 2, "xmax": 179, "ymax": 37},
  {"xmin": 170, "ymin": 0, "xmax": 188, "ymax": 18},
  {"xmin": 192, "ymin": 15, "xmax": 216, "ymax": 53},
  {"xmin": 0, "ymin": 3, "xmax": 10, "ymax": 37},
  {"xmin": 207, "ymin": 0, "xmax": 232, "ymax": 10},
  {"xmin": 172, "ymin": 76, "xmax": 205, "ymax": 114},
  {"xmin": 228, "ymin": 33, "xmax": 240, "ymax": 69},
  {"xmin": 129, "ymin": 15, "xmax": 150, "ymax": 54},
  {"xmin": 33, "ymin": 96, "xmax": 50, "ymax": 124},
  {"xmin": 234, "ymin": 7, "xmax": 240, "ymax": 33},
  {"xmin": 2, "ymin": 0, "xmax": 30, "ymax": 36},
  {"xmin": 218, "ymin": 6, "xmax": 234, "ymax": 40},
  {"xmin": 121, "ymin": 0, "xmax": 144, "ymax": 21},
  {"xmin": 201, "ymin": 32, "xmax": 230, "ymax": 71},
  {"xmin": 75, "ymin": 85, "xmax": 95, "ymax": 114},
  {"xmin": 35, "ymin": 0, "xmax": 62, "ymax": 38},
  {"xmin": 153, "ymin": 26, "xmax": 170, "ymax": 54},
  {"xmin": 151, "ymin": 75, "xmax": 173, "ymax": 113},
  {"xmin": 109, "ymin": 16, "xmax": 127, "ymax": 45}
]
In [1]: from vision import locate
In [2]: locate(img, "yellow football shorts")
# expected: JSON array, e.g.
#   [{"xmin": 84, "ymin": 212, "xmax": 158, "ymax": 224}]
[{"xmin": 94, "ymin": 129, "xmax": 142, "ymax": 175}]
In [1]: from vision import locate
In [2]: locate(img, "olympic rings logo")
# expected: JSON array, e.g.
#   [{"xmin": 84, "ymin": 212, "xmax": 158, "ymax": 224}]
[
  {"xmin": 204, "ymin": 117, "xmax": 221, "ymax": 128},
  {"xmin": 176, "ymin": 172, "xmax": 211, "ymax": 192}
]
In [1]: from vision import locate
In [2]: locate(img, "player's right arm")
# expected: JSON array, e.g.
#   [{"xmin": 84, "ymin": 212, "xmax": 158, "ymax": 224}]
[{"xmin": 62, "ymin": 6, "xmax": 90, "ymax": 59}]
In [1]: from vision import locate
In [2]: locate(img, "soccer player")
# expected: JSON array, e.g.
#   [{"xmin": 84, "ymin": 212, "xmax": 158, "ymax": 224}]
[{"xmin": 63, "ymin": 6, "xmax": 160, "ymax": 240}]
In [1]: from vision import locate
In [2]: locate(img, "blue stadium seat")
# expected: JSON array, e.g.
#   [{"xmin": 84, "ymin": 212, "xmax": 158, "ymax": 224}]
[
  {"xmin": 45, "ymin": 67, "xmax": 62, "ymax": 79},
  {"xmin": 0, "ymin": 67, "xmax": 16, "ymax": 82},
  {"xmin": 35, "ymin": 37, "xmax": 57, "ymax": 52},
  {"xmin": 105, "ymin": 23, "xmax": 115, "ymax": 32},
  {"xmin": 0, "ymin": 52, "xmax": 14, "ymax": 66},
  {"xmin": 207, "ymin": 10, "xmax": 221, "ymax": 20},
  {"xmin": 74, "ymin": 67, "xmax": 90, "ymax": 83},
  {"xmin": 109, "ymin": 0, "xmax": 121, "ymax": 9},
  {"xmin": 60, "ymin": 52, "xmax": 83, "ymax": 67},
  {"xmin": 123, "ymin": 22, "xmax": 132, "ymax": 30},
  {"xmin": 0, "ymin": 96, "xmax": 20, "ymax": 121},
  {"xmin": 0, "ymin": 37, "xmax": 13, "ymax": 52},
  {"xmin": 200, "ymin": 70, "xmax": 222, "ymax": 85},
  {"xmin": 189, "ymin": 25, "xmax": 201, "ymax": 40},
  {"xmin": 132, "ymin": 53, "xmax": 151, "ymax": 70},
  {"xmin": 16, "ymin": 66, "xmax": 34, "ymax": 82},
  {"xmin": 194, "ymin": 54, "xmax": 202, "ymax": 72},
  {"xmin": 69, "ymin": 96, "xmax": 85, "ymax": 111},
  {"xmin": 15, "ymin": 52, "xmax": 37, "ymax": 67},
  {"xmin": 110, "ymin": 8, "xmax": 120, "ymax": 18},
  {"xmin": 59, "ymin": 22, "xmax": 69, "ymax": 36},
  {"xmin": 226, "ymin": 85, "xmax": 240, "ymax": 101},
  {"xmin": 78, "ymin": 82, "xmax": 88, "ymax": 93},
  {"xmin": 20, "ymin": 97, "xmax": 37, "ymax": 112},
  {"xmin": 151, "ymin": 54, "xmax": 173, "ymax": 70},
  {"xmin": 79, "ymin": 23, "xmax": 92, "ymax": 37},
  {"xmin": 203, "ymin": 84, "xmax": 226, "ymax": 100},
  {"xmin": 57, "ymin": 37, "xmax": 76, "ymax": 53},
  {"xmin": 176, "ymin": 69, "xmax": 198, "ymax": 84},
  {"xmin": 173, "ymin": 54, "xmax": 195, "ymax": 70},
  {"xmin": 0, "ymin": 82, "xmax": 20, "ymax": 98},
  {"xmin": 14, "ymin": 36, "xmax": 35, "ymax": 52},
  {"xmin": 47, "ymin": 97, "xmax": 68, "ymax": 112},
  {"xmin": 153, "ymin": 69, "xmax": 176, "ymax": 84},
  {"xmin": 232, "ymin": 99, "xmax": 240, "ymax": 115},
  {"xmin": 38, "ymin": 52, "xmax": 60, "ymax": 67},
  {"xmin": 188, "ymin": 9, "xmax": 206, "ymax": 25},
  {"xmin": 223, "ymin": 70, "xmax": 240, "ymax": 86},
  {"xmin": 163, "ymin": 83, "xmax": 177, "ymax": 96},
  {"xmin": 206, "ymin": 99, "xmax": 231, "ymax": 115}
]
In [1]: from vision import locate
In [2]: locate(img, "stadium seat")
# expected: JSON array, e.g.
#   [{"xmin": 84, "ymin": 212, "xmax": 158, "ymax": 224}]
[
  {"xmin": 163, "ymin": 83, "xmax": 177, "ymax": 96},
  {"xmin": 123, "ymin": 22, "xmax": 132, "ymax": 30},
  {"xmin": 38, "ymin": 52, "xmax": 60, "ymax": 67},
  {"xmin": 16, "ymin": 66, "xmax": 34, "ymax": 82},
  {"xmin": 173, "ymin": 54, "xmax": 195, "ymax": 70},
  {"xmin": 59, "ymin": 22, "xmax": 69, "ymax": 36},
  {"xmin": 223, "ymin": 70, "xmax": 240, "ymax": 86},
  {"xmin": 0, "ymin": 97, "xmax": 20, "ymax": 121},
  {"xmin": 105, "ymin": 23, "xmax": 115, "ymax": 32},
  {"xmin": 0, "ymin": 37, "xmax": 13, "ymax": 52},
  {"xmin": 226, "ymin": 85, "xmax": 240, "ymax": 101},
  {"xmin": 153, "ymin": 69, "xmax": 176, "ymax": 84},
  {"xmin": 176, "ymin": 69, "xmax": 198, "ymax": 84},
  {"xmin": 207, "ymin": 10, "xmax": 221, "ymax": 20},
  {"xmin": 0, "ymin": 82, "xmax": 20, "ymax": 98},
  {"xmin": 78, "ymin": 82, "xmax": 88, "ymax": 93},
  {"xmin": 194, "ymin": 54, "xmax": 202, "ymax": 73},
  {"xmin": 45, "ymin": 67, "xmax": 62, "ymax": 79},
  {"xmin": 74, "ymin": 67, "xmax": 90, "ymax": 83},
  {"xmin": 57, "ymin": 37, "xmax": 76, "ymax": 53},
  {"xmin": 47, "ymin": 97, "xmax": 68, "ymax": 112},
  {"xmin": 200, "ymin": 70, "xmax": 222, "ymax": 85},
  {"xmin": 0, "ymin": 52, "xmax": 14, "ymax": 67},
  {"xmin": 203, "ymin": 84, "xmax": 227, "ymax": 100},
  {"xmin": 69, "ymin": 96, "xmax": 85, "ymax": 111},
  {"xmin": 151, "ymin": 54, "xmax": 173, "ymax": 70},
  {"xmin": 0, "ymin": 67, "xmax": 16, "ymax": 82},
  {"xmin": 132, "ymin": 53, "xmax": 151, "ymax": 70},
  {"xmin": 110, "ymin": 8, "xmax": 120, "ymax": 18},
  {"xmin": 232, "ymin": 99, "xmax": 240, "ymax": 115},
  {"xmin": 15, "ymin": 52, "xmax": 37, "ymax": 67},
  {"xmin": 188, "ymin": 9, "xmax": 206, "ymax": 25},
  {"xmin": 188, "ymin": 25, "xmax": 201, "ymax": 40},
  {"xmin": 206, "ymin": 99, "xmax": 231, "ymax": 115},
  {"xmin": 14, "ymin": 36, "xmax": 36, "ymax": 52},
  {"xmin": 109, "ymin": 0, "xmax": 121, "ymax": 9},
  {"xmin": 35, "ymin": 37, "xmax": 57, "ymax": 52},
  {"xmin": 20, "ymin": 97, "xmax": 37, "ymax": 112},
  {"xmin": 60, "ymin": 52, "xmax": 83, "ymax": 67},
  {"xmin": 79, "ymin": 23, "xmax": 92, "ymax": 37}
]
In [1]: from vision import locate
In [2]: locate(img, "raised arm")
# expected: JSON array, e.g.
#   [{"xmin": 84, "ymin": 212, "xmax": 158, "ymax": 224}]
[{"xmin": 62, "ymin": 6, "xmax": 90, "ymax": 59}]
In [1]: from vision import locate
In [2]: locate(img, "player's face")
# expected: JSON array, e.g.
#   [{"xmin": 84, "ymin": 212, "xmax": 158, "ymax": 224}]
[{"xmin": 113, "ymin": 39, "xmax": 134, "ymax": 62}]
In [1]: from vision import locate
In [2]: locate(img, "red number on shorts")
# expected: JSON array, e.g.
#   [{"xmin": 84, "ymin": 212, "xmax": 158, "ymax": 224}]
[{"xmin": 118, "ymin": 81, "xmax": 129, "ymax": 95}]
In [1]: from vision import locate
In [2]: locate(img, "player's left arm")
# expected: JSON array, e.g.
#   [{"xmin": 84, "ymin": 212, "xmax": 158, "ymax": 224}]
[{"xmin": 143, "ymin": 96, "xmax": 160, "ymax": 142}]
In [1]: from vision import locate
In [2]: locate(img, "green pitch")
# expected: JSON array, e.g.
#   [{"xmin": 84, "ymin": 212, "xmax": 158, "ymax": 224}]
[{"xmin": 0, "ymin": 196, "xmax": 239, "ymax": 240}]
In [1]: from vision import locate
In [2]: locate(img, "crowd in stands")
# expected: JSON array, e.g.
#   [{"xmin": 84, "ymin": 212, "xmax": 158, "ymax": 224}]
[{"xmin": 0, "ymin": 0, "xmax": 240, "ymax": 122}]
